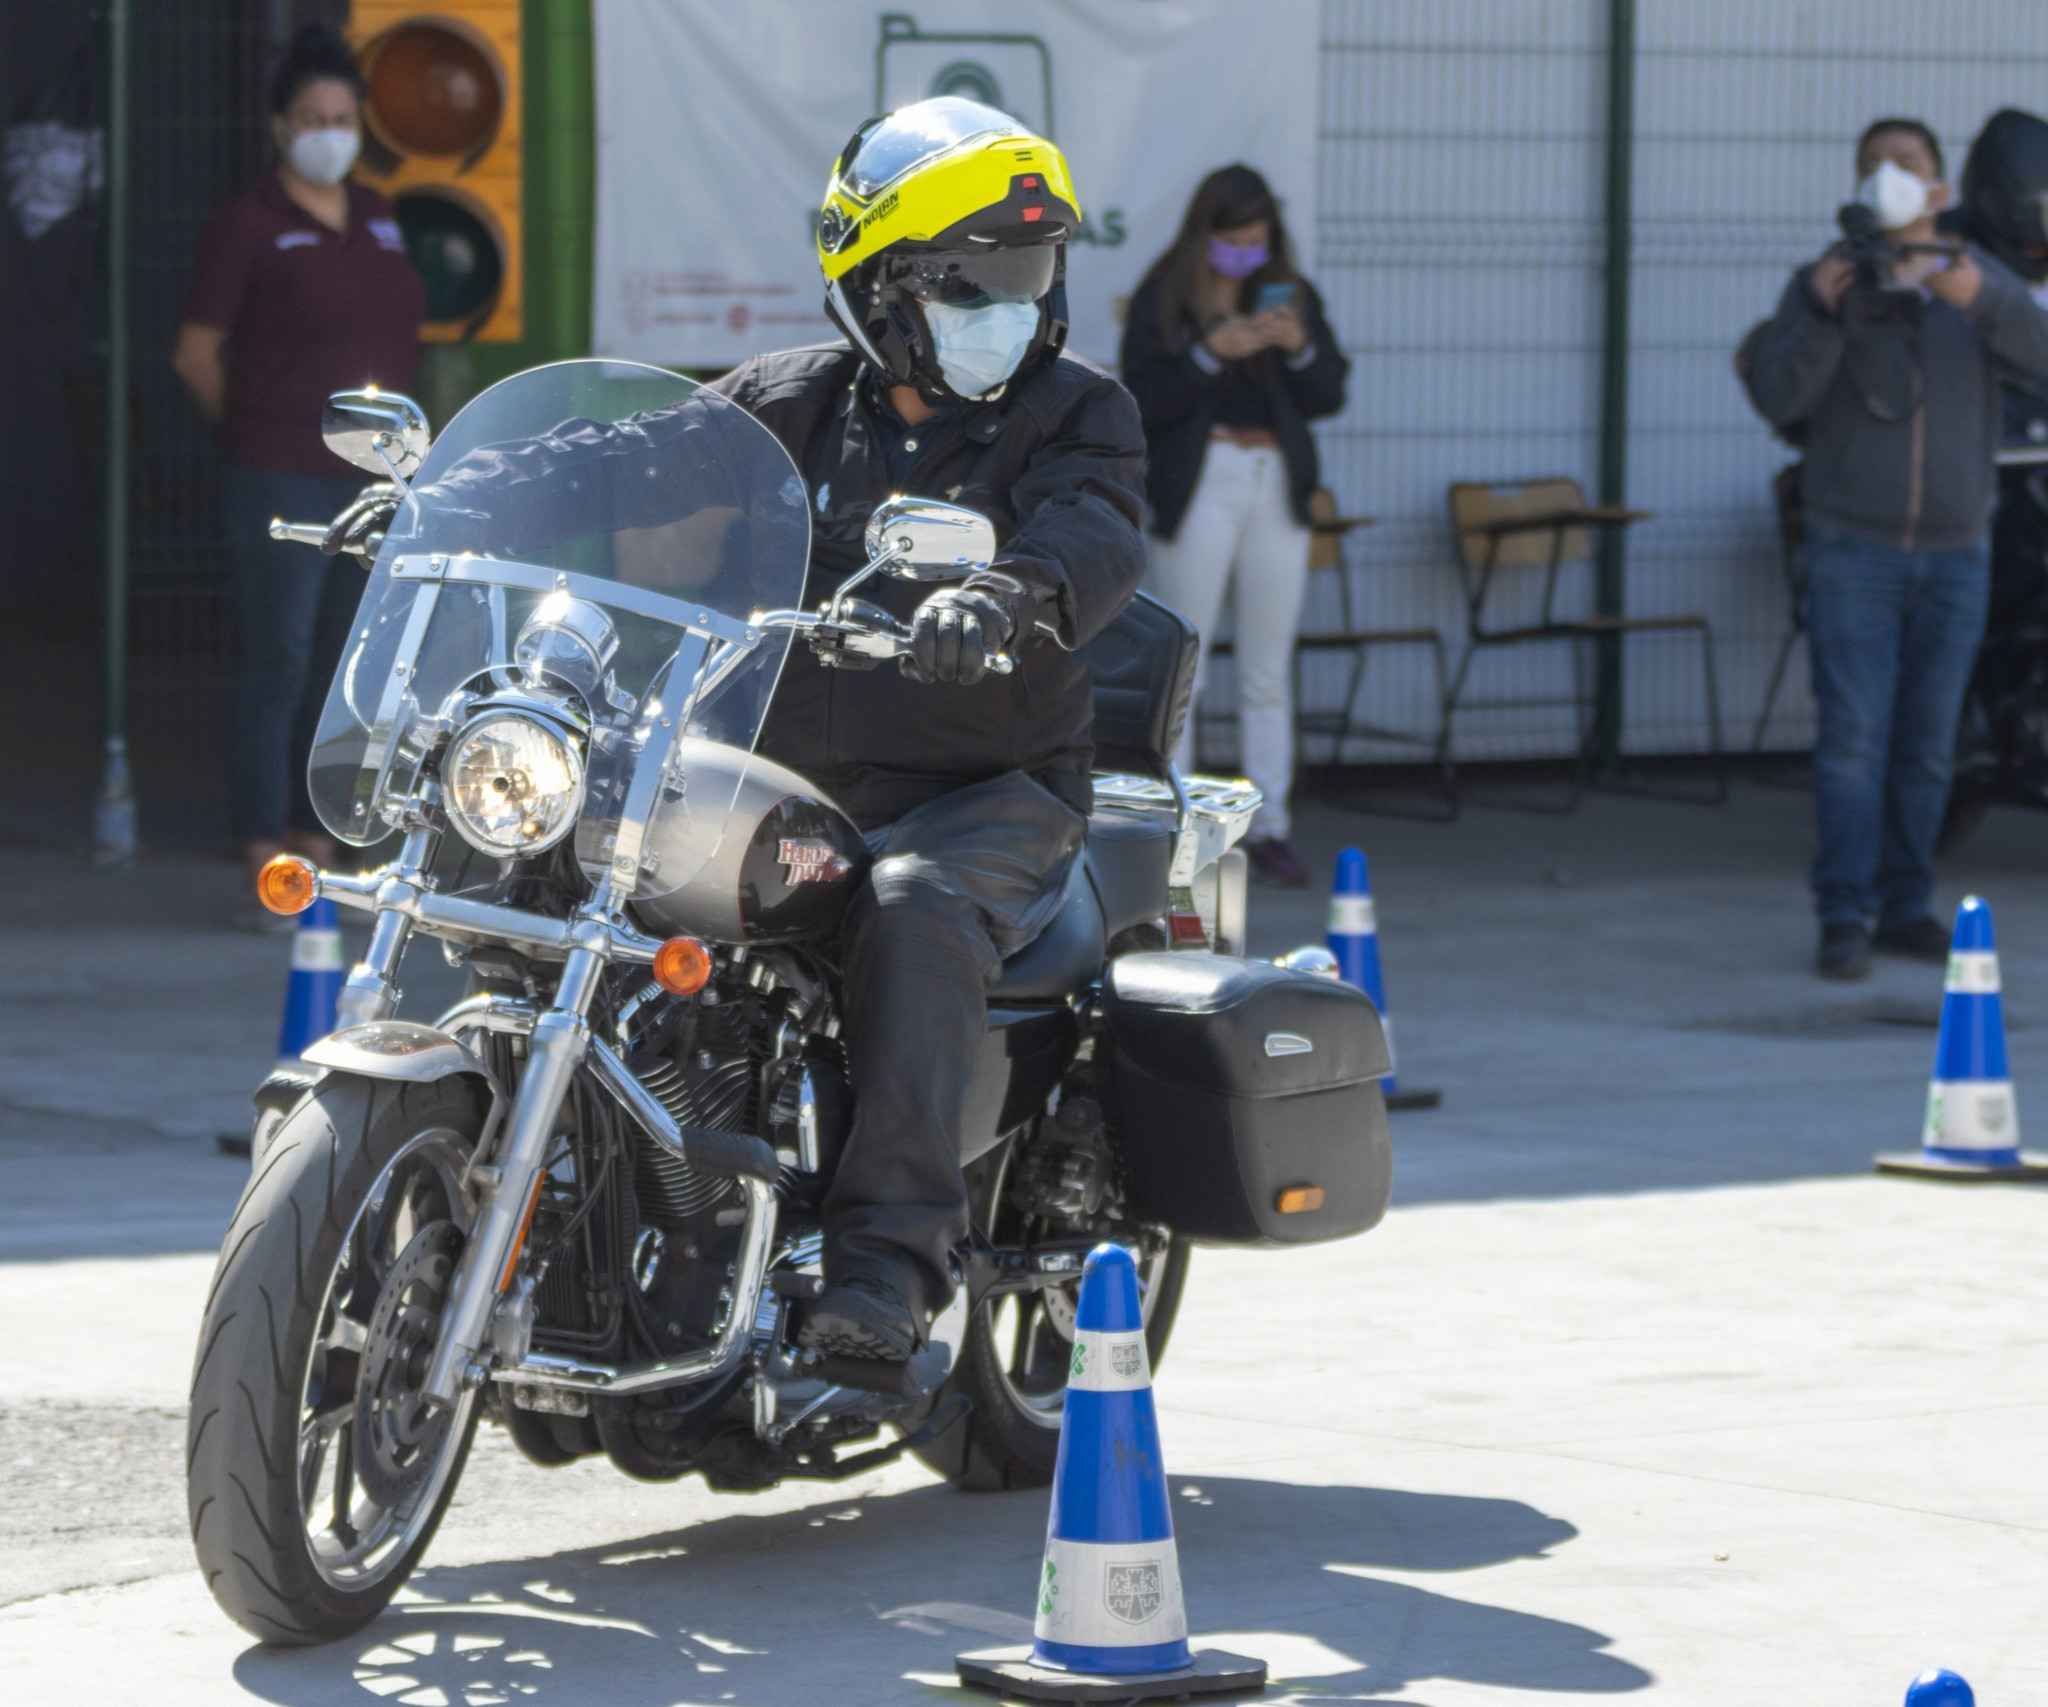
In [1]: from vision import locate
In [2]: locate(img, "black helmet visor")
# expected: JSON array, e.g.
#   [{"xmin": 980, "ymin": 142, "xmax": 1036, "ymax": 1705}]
[{"xmin": 888, "ymin": 244, "xmax": 1058, "ymax": 309}]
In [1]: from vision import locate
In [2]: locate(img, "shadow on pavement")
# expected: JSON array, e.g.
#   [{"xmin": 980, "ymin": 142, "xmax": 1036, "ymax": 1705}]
[{"xmin": 230, "ymin": 1476, "xmax": 1648, "ymax": 1704}]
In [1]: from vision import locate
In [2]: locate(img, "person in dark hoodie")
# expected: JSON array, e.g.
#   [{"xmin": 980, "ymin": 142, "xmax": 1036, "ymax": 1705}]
[{"xmin": 1740, "ymin": 117, "xmax": 2048, "ymax": 981}]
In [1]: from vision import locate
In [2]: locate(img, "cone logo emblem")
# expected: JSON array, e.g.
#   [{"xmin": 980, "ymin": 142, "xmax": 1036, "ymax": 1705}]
[
  {"xmin": 1105, "ymin": 1561, "xmax": 1164, "ymax": 1625},
  {"xmin": 1111, "ymin": 1342, "xmax": 1142, "ymax": 1379}
]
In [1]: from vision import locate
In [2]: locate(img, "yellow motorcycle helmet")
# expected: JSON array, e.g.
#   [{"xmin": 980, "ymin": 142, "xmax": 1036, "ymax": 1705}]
[{"xmin": 817, "ymin": 96, "xmax": 1082, "ymax": 404}]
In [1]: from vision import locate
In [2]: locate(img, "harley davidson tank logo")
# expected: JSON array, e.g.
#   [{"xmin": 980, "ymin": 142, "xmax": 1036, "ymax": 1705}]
[
  {"xmin": 1104, "ymin": 1561, "xmax": 1164, "ymax": 1625},
  {"xmin": 777, "ymin": 839, "xmax": 849, "ymax": 885}
]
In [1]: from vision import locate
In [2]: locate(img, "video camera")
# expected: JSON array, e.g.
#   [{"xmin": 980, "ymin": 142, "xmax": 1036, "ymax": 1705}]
[
  {"xmin": 1832, "ymin": 202, "xmax": 1962, "ymax": 327},
  {"xmin": 1834, "ymin": 201, "xmax": 1904, "ymax": 292}
]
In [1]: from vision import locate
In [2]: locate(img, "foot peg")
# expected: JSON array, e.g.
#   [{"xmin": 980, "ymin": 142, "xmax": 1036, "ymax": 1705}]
[{"xmin": 810, "ymin": 1353, "xmax": 933, "ymax": 1402}]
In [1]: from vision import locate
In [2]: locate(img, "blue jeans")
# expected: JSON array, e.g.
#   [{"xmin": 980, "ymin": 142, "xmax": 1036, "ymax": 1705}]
[
  {"xmin": 1804, "ymin": 524, "xmax": 1990, "ymax": 928},
  {"xmin": 222, "ymin": 466, "xmax": 367, "ymax": 844}
]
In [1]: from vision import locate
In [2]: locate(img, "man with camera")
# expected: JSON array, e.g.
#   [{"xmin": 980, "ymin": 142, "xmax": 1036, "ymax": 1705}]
[{"xmin": 1740, "ymin": 118, "xmax": 2048, "ymax": 981}]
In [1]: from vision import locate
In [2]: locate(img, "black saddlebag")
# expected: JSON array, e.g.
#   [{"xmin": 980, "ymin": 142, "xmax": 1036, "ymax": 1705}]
[{"xmin": 1100, "ymin": 952, "xmax": 1393, "ymax": 1245}]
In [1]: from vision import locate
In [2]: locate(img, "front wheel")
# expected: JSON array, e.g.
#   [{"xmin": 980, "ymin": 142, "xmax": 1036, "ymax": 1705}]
[
  {"xmin": 915, "ymin": 1140, "xmax": 1190, "ymax": 1492},
  {"xmin": 187, "ymin": 1073, "xmax": 487, "ymax": 1644}
]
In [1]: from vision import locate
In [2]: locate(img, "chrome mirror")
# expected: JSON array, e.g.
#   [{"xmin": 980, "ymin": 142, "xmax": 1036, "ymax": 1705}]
[
  {"xmin": 322, "ymin": 387, "xmax": 431, "ymax": 483},
  {"xmin": 863, "ymin": 495, "xmax": 998, "ymax": 582}
]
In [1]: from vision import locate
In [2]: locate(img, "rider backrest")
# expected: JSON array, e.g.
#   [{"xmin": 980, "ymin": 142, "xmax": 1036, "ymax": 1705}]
[{"xmin": 1083, "ymin": 591, "xmax": 1199, "ymax": 781}]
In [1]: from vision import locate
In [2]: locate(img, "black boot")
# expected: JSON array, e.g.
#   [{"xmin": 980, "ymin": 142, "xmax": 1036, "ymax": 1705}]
[{"xmin": 800, "ymin": 1264, "xmax": 927, "ymax": 1363}]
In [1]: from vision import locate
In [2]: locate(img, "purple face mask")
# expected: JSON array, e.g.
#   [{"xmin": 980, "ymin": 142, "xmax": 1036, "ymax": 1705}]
[{"xmin": 1207, "ymin": 236, "xmax": 1269, "ymax": 279}]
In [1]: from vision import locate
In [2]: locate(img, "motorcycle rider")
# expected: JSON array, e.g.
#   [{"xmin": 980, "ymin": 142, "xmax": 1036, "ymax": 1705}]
[{"xmin": 326, "ymin": 98, "xmax": 1147, "ymax": 1362}]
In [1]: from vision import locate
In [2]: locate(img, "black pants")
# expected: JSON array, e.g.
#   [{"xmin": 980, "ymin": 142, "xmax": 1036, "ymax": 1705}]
[{"xmin": 822, "ymin": 771, "xmax": 1086, "ymax": 1311}]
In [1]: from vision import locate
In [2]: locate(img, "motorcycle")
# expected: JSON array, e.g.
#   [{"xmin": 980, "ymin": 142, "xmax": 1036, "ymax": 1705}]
[
  {"xmin": 1942, "ymin": 405, "xmax": 2048, "ymax": 852},
  {"xmin": 186, "ymin": 359, "xmax": 1395, "ymax": 1644}
]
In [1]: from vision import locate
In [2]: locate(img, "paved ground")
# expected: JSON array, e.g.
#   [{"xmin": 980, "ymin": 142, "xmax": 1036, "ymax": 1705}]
[{"xmin": 2, "ymin": 778, "xmax": 2044, "ymax": 1704}]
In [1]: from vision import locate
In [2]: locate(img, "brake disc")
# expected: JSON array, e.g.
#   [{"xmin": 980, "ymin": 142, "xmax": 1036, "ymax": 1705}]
[{"xmin": 353, "ymin": 1219, "xmax": 463, "ymax": 1509}]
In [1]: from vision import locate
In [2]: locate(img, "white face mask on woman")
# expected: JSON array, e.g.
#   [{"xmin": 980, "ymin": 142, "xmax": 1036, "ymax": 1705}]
[
  {"xmin": 288, "ymin": 126, "xmax": 360, "ymax": 188},
  {"xmin": 922, "ymin": 299, "xmax": 1042, "ymax": 400}
]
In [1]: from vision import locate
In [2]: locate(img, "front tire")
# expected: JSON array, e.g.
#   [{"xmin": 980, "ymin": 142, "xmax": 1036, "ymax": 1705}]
[
  {"xmin": 187, "ymin": 1073, "xmax": 487, "ymax": 1644},
  {"xmin": 915, "ymin": 1142, "xmax": 1189, "ymax": 1492}
]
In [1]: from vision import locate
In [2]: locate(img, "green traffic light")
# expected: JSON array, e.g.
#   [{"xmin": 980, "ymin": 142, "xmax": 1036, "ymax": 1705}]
[{"xmin": 394, "ymin": 189, "xmax": 503, "ymax": 326}]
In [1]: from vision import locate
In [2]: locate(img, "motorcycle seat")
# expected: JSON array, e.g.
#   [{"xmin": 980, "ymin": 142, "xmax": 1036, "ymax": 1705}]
[
  {"xmin": 991, "ymin": 859, "xmax": 1106, "ymax": 1004},
  {"xmin": 1083, "ymin": 806, "xmax": 1174, "ymax": 938}
]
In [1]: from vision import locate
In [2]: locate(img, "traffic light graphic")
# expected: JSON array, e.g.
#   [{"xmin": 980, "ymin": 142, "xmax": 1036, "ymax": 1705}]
[
  {"xmin": 874, "ymin": 13, "xmax": 1055, "ymax": 138},
  {"xmin": 351, "ymin": 2, "xmax": 522, "ymax": 342}
]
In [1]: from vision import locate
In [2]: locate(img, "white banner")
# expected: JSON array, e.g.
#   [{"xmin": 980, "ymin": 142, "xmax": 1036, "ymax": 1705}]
[{"xmin": 593, "ymin": 1, "xmax": 1319, "ymax": 372}]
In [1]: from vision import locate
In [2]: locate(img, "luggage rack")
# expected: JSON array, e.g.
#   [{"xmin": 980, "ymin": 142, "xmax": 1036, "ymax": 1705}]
[{"xmin": 1094, "ymin": 770, "xmax": 1262, "ymax": 888}]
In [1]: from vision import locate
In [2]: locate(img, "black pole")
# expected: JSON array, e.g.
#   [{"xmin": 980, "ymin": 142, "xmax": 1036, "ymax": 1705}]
[
  {"xmin": 93, "ymin": 0, "xmax": 136, "ymax": 864},
  {"xmin": 1593, "ymin": 0, "xmax": 1636, "ymax": 771}
]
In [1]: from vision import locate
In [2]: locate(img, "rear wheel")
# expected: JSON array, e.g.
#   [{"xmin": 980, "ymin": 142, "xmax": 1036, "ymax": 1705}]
[
  {"xmin": 187, "ymin": 1074, "xmax": 487, "ymax": 1644},
  {"xmin": 915, "ymin": 1139, "xmax": 1189, "ymax": 1492}
]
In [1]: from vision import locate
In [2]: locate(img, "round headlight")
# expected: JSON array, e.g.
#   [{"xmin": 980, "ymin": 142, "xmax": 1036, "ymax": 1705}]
[{"xmin": 442, "ymin": 712, "xmax": 584, "ymax": 857}]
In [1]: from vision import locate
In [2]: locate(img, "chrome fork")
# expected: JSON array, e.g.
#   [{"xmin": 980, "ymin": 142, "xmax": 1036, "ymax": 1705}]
[{"xmin": 418, "ymin": 904, "xmax": 614, "ymax": 1410}]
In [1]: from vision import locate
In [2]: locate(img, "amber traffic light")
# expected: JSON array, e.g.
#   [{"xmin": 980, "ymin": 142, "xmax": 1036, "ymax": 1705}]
[{"xmin": 350, "ymin": 2, "xmax": 522, "ymax": 343}]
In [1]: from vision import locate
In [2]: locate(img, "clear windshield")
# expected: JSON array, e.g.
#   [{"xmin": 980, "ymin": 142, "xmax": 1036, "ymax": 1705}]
[{"xmin": 309, "ymin": 361, "xmax": 810, "ymax": 900}]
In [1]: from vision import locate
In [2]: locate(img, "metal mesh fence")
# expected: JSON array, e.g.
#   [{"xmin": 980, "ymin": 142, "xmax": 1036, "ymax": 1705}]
[
  {"xmin": 1201, "ymin": 0, "xmax": 2048, "ymax": 771},
  {"xmin": 125, "ymin": 0, "xmax": 272, "ymax": 742},
  {"xmin": 1297, "ymin": 0, "xmax": 1610, "ymax": 764},
  {"xmin": 1628, "ymin": 0, "xmax": 2048, "ymax": 755}
]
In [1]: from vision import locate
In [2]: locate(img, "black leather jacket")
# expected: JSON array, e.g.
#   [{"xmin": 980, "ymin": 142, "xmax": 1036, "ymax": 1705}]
[{"xmin": 710, "ymin": 344, "xmax": 1147, "ymax": 827}]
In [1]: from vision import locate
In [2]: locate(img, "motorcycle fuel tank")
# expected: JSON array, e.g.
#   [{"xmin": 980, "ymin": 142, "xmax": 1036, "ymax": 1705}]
[{"xmin": 628, "ymin": 739, "xmax": 866, "ymax": 944}]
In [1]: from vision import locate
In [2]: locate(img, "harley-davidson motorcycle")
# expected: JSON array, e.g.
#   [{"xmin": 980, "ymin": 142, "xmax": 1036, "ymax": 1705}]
[{"xmin": 186, "ymin": 360, "xmax": 1394, "ymax": 1645}]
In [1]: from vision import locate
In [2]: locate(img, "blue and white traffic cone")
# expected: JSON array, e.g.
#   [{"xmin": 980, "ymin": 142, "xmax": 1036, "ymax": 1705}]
[
  {"xmin": 955, "ymin": 1244, "xmax": 1267, "ymax": 1703},
  {"xmin": 1328, "ymin": 847, "xmax": 1440, "ymax": 1111},
  {"xmin": 1904, "ymin": 1668, "xmax": 1975, "ymax": 1707},
  {"xmin": 275, "ymin": 896, "xmax": 346, "ymax": 1073},
  {"xmin": 1877, "ymin": 896, "xmax": 2048, "ymax": 1181}
]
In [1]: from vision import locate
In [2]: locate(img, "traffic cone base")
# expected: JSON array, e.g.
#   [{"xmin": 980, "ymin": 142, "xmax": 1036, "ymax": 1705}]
[
  {"xmin": 1876, "ymin": 896, "xmax": 2043, "ymax": 1183},
  {"xmin": 1875, "ymin": 1148, "xmax": 2048, "ymax": 1181},
  {"xmin": 956, "ymin": 1244, "xmax": 1267, "ymax": 1703},
  {"xmin": 955, "ymin": 1645, "xmax": 1268, "ymax": 1704}
]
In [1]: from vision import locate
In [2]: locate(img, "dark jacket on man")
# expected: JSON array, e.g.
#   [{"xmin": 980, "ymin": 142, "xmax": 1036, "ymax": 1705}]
[
  {"xmin": 710, "ymin": 344, "xmax": 1147, "ymax": 827},
  {"xmin": 1118, "ymin": 273, "xmax": 1350, "ymax": 540},
  {"xmin": 1739, "ymin": 246, "xmax": 2048, "ymax": 550}
]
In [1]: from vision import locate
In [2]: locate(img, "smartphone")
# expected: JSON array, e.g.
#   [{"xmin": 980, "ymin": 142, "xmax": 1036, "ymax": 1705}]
[{"xmin": 1254, "ymin": 281, "xmax": 1300, "ymax": 314}]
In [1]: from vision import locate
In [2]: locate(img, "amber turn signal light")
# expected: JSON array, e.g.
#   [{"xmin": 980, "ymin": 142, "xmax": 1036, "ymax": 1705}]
[
  {"xmin": 256, "ymin": 854, "xmax": 318, "ymax": 916},
  {"xmin": 652, "ymin": 935, "xmax": 714, "ymax": 997},
  {"xmin": 1275, "ymin": 1185, "xmax": 1326, "ymax": 1216}
]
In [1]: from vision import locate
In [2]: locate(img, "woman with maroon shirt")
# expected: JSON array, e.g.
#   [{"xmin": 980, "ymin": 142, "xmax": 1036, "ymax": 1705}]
[{"xmin": 171, "ymin": 25, "xmax": 423, "ymax": 905}]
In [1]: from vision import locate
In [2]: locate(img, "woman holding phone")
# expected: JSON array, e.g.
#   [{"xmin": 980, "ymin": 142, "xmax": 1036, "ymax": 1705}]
[{"xmin": 1121, "ymin": 164, "xmax": 1349, "ymax": 886}]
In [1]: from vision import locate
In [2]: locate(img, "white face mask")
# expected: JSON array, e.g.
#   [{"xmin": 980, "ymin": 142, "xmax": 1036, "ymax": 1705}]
[
  {"xmin": 923, "ymin": 299, "xmax": 1042, "ymax": 400},
  {"xmin": 1858, "ymin": 158, "xmax": 1931, "ymax": 232},
  {"xmin": 288, "ymin": 126, "xmax": 359, "ymax": 188}
]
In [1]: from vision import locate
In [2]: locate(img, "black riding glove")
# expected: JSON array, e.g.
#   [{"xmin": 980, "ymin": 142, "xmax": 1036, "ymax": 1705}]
[
  {"xmin": 900, "ymin": 586, "xmax": 1017, "ymax": 686},
  {"xmin": 321, "ymin": 482, "xmax": 401, "ymax": 559}
]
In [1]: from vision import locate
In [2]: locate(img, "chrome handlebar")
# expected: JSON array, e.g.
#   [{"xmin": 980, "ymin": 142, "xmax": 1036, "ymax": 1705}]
[
  {"xmin": 270, "ymin": 517, "xmax": 385, "ymax": 562},
  {"xmin": 751, "ymin": 607, "xmax": 1015, "ymax": 676},
  {"xmin": 269, "ymin": 523, "xmax": 1013, "ymax": 675}
]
